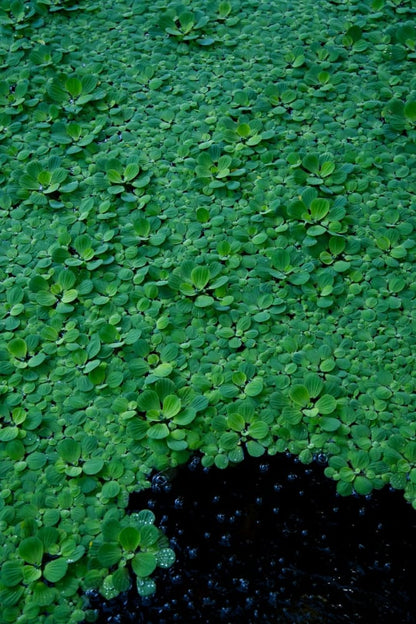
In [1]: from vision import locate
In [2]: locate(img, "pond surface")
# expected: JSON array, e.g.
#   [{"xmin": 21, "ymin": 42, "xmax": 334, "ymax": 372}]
[{"xmin": 88, "ymin": 453, "xmax": 416, "ymax": 623}]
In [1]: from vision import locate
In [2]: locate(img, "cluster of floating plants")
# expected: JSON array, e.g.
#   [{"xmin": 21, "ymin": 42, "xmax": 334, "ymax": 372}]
[{"xmin": 0, "ymin": 0, "xmax": 416, "ymax": 622}]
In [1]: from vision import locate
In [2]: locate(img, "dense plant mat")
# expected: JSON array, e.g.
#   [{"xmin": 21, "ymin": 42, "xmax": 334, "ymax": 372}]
[
  {"xmin": 89, "ymin": 453, "xmax": 416, "ymax": 623},
  {"xmin": 0, "ymin": 0, "xmax": 416, "ymax": 621}
]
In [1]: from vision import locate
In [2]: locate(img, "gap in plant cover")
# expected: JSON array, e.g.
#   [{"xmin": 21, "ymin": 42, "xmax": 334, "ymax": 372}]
[{"xmin": 87, "ymin": 452, "xmax": 416, "ymax": 623}]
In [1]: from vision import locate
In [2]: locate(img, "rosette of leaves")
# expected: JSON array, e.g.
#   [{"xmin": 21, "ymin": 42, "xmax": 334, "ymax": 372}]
[
  {"xmin": 0, "ymin": 0, "xmax": 37, "ymax": 30},
  {"xmin": 382, "ymin": 97, "xmax": 416, "ymax": 132},
  {"xmin": 105, "ymin": 158, "xmax": 151, "ymax": 197},
  {"xmin": 90, "ymin": 509, "xmax": 176, "ymax": 600},
  {"xmin": 288, "ymin": 152, "xmax": 354, "ymax": 192},
  {"xmin": 303, "ymin": 64, "xmax": 339, "ymax": 96},
  {"xmin": 159, "ymin": 6, "xmax": 215, "ymax": 46},
  {"xmin": 0, "ymin": 523, "xmax": 87, "ymax": 619},
  {"xmin": 47, "ymin": 74, "xmax": 106, "ymax": 114},
  {"xmin": 29, "ymin": 44, "xmax": 63, "ymax": 67},
  {"xmin": 119, "ymin": 215, "xmax": 168, "ymax": 252},
  {"xmin": 226, "ymin": 409, "xmax": 272, "ymax": 461},
  {"xmin": 168, "ymin": 260, "xmax": 230, "ymax": 309},
  {"xmin": 50, "ymin": 120, "xmax": 102, "ymax": 154},
  {"xmin": 284, "ymin": 45, "xmax": 306, "ymax": 68},
  {"xmin": 389, "ymin": 21, "xmax": 416, "ymax": 60},
  {"xmin": 131, "ymin": 379, "xmax": 207, "ymax": 454},
  {"xmin": 17, "ymin": 156, "xmax": 76, "ymax": 207},
  {"xmin": 200, "ymin": 398, "xmax": 272, "ymax": 469},
  {"xmin": 324, "ymin": 447, "xmax": 387, "ymax": 497},
  {"xmin": 264, "ymin": 83, "xmax": 299, "ymax": 113},
  {"xmin": 0, "ymin": 510, "xmax": 174, "ymax": 617},
  {"xmin": 273, "ymin": 373, "xmax": 342, "ymax": 436},
  {"xmin": 219, "ymin": 117, "xmax": 275, "ymax": 154},
  {"xmin": 0, "ymin": 77, "xmax": 29, "ymax": 114},
  {"xmin": 194, "ymin": 145, "xmax": 246, "ymax": 193},
  {"xmin": 286, "ymin": 187, "xmax": 348, "ymax": 240}
]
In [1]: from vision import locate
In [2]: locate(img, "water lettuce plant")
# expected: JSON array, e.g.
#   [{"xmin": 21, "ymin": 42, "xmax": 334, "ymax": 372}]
[{"xmin": 1, "ymin": 0, "xmax": 416, "ymax": 622}]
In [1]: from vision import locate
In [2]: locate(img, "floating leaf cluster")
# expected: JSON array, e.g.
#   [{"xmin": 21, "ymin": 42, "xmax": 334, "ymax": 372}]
[{"xmin": 1, "ymin": 0, "xmax": 416, "ymax": 622}]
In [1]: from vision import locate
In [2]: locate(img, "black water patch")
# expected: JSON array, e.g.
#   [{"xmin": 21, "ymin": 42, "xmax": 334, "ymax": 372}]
[{"xmin": 87, "ymin": 452, "xmax": 416, "ymax": 623}]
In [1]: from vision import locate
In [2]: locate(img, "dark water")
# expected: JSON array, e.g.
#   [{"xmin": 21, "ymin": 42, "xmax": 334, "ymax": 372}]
[{"xmin": 87, "ymin": 452, "xmax": 416, "ymax": 623}]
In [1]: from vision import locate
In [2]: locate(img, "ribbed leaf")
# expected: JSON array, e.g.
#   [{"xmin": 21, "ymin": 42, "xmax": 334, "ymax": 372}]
[
  {"xmin": 191, "ymin": 266, "xmax": 210, "ymax": 290},
  {"xmin": 118, "ymin": 527, "xmax": 141, "ymax": 552},
  {"xmin": 65, "ymin": 77, "xmax": 82, "ymax": 97},
  {"xmin": 162, "ymin": 395, "xmax": 181, "ymax": 418},
  {"xmin": 19, "ymin": 537, "xmax": 44, "ymax": 565},
  {"xmin": 316, "ymin": 394, "xmax": 337, "ymax": 415},
  {"xmin": 97, "ymin": 543, "xmax": 122, "ymax": 567},
  {"xmin": 132, "ymin": 552, "xmax": 157, "ymax": 577},
  {"xmin": 43, "ymin": 558, "xmax": 68, "ymax": 583}
]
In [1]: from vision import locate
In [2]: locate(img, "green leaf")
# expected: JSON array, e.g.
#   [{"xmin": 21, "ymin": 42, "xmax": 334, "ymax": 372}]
[
  {"xmin": 7, "ymin": 338, "xmax": 27, "ymax": 358},
  {"xmin": 65, "ymin": 77, "xmax": 82, "ymax": 97},
  {"xmin": 215, "ymin": 453, "xmax": 229, "ymax": 469},
  {"xmin": 99, "ymin": 323, "xmax": 118, "ymax": 343},
  {"xmin": 136, "ymin": 577, "xmax": 156, "ymax": 596},
  {"xmin": 43, "ymin": 558, "xmax": 68, "ymax": 583},
  {"xmin": 162, "ymin": 395, "xmax": 181, "ymax": 418},
  {"xmin": 27, "ymin": 452, "xmax": 47, "ymax": 471},
  {"xmin": 194, "ymin": 294, "xmax": 214, "ymax": 307},
  {"xmin": 333, "ymin": 260, "xmax": 350, "ymax": 273},
  {"xmin": 0, "ymin": 427, "xmax": 19, "ymax": 442},
  {"xmin": 107, "ymin": 169, "xmax": 123, "ymax": 183},
  {"xmin": 82, "ymin": 458, "xmax": 104, "ymax": 475},
  {"xmin": 315, "ymin": 394, "xmax": 337, "ymax": 415},
  {"xmin": 241, "ymin": 374, "xmax": 263, "ymax": 397},
  {"xmin": 152, "ymin": 363, "xmax": 173, "ymax": 378},
  {"xmin": 136, "ymin": 510, "xmax": 155, "ymax": 525},
  {"xmin": 246, "ymin": 440, "xmax": 265, "ymax": 457},
  {"xmin": 272, "ymin": 249, "xmax": 291, "ymax": 271},
  {"xmin": 81, "ymin": 75, "xmax": 97, "ymax": 93},
  {"xmin": 19, "ymin": 537, "xmax": 44, "ymax": 565},
  {"xmin": 0, "ymin": 561, "xmax": 23, "ymax": 587},
  {"xmin": 139, "ymin": 525, "xmax": 159, "ymax": 547},
  {"xmin": 302, "ymin": 154, "xmax": 320, "ymax": 175},
  {"xmin": 247, "ymin": 421, "xmax": 269, "ymax": 440},
  {"xmin": 132, "ymin": 552, "xmax": 157, "ymax": 577},
  {"xmin": 388, "ymin": 277, "xmax": 405, "ymax": 293},
  {"xmin": 310, "ymin": 198, "xmax": 330, "ymax": 220},
  {"xmin": 304, "ymin": 373, "xmax": 323, "ymax": 398},
  {"xmin": 404, "ymin": 100, "xmax": 416, "ymax": 122},
  {"xmin": 147, "ymin": 424, "xmax": 170, "ymax": 439},
  {"xmin": 179, "ymin": 10, "xmax": 195, "ymax": 33},
  {"xmin": 58, "ymin": 438, "xmax": 81, "ymax": 463},
  {"xmin": 237, "ymin": 123, "xmax": 251, "ymax": 138},
  {"xmin": 156, "ymin": 548, "xmax": 176, "ymax": 568},
  {"xmin": 38, "ymin": 527, "xmax": 59, "ymax": 550},
  {"xmin": 27, "ymin": 352, "xmax": 47, "ymax": 368},
  {"xmin": 320, "ymin": 161, "xmax": 335, "ymax": 177},
  {"xmin": 220, "ymin": 431, "xmax": 239, "ymax": 450},
  {"xmin": 36, "ymin": 292, "xmax": 57, "ymax": 307},
  {"xmin": 320, "ymin": 417, "xmax": 341, "ymax": 432},
  {"xmin": 112, "ymin": 567, "xmax": 131, "ymax": 593},
  {"xmin": 290, "ymin": 385, "xmax": 310, "ymax": 406},
  {"xmin": 354, "ymin": 476, "xmax": 373, "ymax": 496},
  {"xmin": 97, "ymin": 543, "xmax": 122, "ymax": 568},
  {"xmin": 124, "ymin": 163, "xmax": 140, "ymax": 181},
  {"xmin": 32, "ymin": 582, "xmax": 56, "ymax": 607},
  {"xmin": 328, "ymin": 236, "xmax": 346, "ymax": 255},
  {"xmin": 191, "ymin": 266, "xmax": 210, "ymax": 290},
  {"xmin": 138, "ymin": 390, "xmax": 160, "ymax": 411},
  {"xmin": 219, "ymin": 1, "xmax": 232, "ymax": 18},
  {"xmin": 102, "ymin": 481, "xmax": 121, "ymax": 498},
  {"xmin": 119, "ymin": 527, "xmax": 141, "ymax": 552},
  {"xmin": 227, "ymin": 413, "xmax": 245, "ymax": 431}
]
